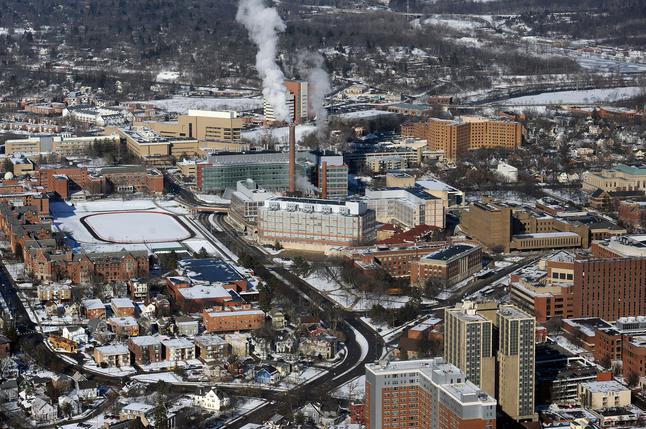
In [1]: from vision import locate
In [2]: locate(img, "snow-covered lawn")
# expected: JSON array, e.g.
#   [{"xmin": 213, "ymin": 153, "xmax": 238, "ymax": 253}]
[
  {"xmin": 304, "ymin": 271, "xmax": 410, "ymax": 312},
  {"xmin": 84, "ymin": 212, "xmax": 191, "ymax": 243},
  {"xmin": 334, "ymin": 109, "xmax": 396, "ymax": 120},
  {"xmin": 137, "ymin": 96, "xmax": 262, "ymax": 113}
]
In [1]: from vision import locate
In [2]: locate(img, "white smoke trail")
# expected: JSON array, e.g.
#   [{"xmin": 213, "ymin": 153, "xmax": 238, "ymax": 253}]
[
  {"xmin": 236, "ymin": 0, "xmax": 291, "ymax": 123},
  {"xmin": 298, "ymin": 51, "xmax": 331, "ymax": 138}
]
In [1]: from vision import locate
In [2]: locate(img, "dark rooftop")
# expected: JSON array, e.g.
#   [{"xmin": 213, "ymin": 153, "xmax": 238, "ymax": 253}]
[{"xmin": 177, "ymin": 258, "xmax": 244, "ymax": 284}]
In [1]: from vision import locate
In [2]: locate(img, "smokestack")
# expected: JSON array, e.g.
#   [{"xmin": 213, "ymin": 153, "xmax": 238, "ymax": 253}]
[
  {"xmin": 288, "ymin": 123, "xmax": 296, "ymax": 194},
  {"xmin": 321, "ymin": 160, "xmax": 328, "ymax": 199}
]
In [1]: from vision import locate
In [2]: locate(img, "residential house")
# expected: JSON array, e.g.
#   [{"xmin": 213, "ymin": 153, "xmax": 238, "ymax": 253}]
[
  {"xmin": 175, "ymin": 316, "xmax": 199, "ymax": 337},
  {"xmin": 37, "ymin": 283, "xmax": 72, "ymax": 302},
  {"xmin": 128, "ymin": 279, "xmax": 148, "ymax": 301},
  {"xmin": 255, "ymin": 365, "xmax": 280, "ymax": 384},
  {"xmin": 30, "ymin": 397, "xmax": 57, "ymax": 424},
  {"xmin": 251, "ymin": 337, "xmax": 272, "ymax": 360},
  {"xmin": 87, "ymin": 318, "xmax": 113, "ymax": 344},
  {"xmin": 270, "ymin": 310, "xmax": 286, "ymax": 329},
  {"xmin": 62, "ymin": 326, "xmax": 88, "ymax": 344},
  {"xmin": 192, "ymin": 387, "xmax": 230, "ymax": 412},
  {"xmin": 299, "ymin": 334, "xmax": 338, "ymax": 360},
  {"xmin": 274, "ymin": 332, "xmax": 297, "ymax": 354},
  {"xmin": 0, "ymin": 379, "xmax": 18, "ymax": 401},
  {"xmin": 76, "ymin": 380, "xmax": 98, "ymax": 401}
]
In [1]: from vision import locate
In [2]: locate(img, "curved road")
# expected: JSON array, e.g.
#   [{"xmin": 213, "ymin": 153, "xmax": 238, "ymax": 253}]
[{"xmin": 198, "ymin": 213, "xmax": 383, "ymax": 427}]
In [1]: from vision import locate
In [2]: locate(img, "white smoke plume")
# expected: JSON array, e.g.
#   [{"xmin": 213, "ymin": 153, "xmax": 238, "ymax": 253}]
[
  {"xmin": 236, "ymin": 0, "xmax": 291, "ymax": 123},
  {"xmin": 298, "ymin": 51, "xmax": 331, "ymax": 138}
]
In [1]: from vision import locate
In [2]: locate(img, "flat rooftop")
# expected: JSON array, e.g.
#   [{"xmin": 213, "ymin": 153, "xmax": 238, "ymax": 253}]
[
  {"xmin": 423, "ymin": 244, "xmax": 476, "ymax": 261},
  {"xmin": 177, "ymin": 258, "xmax": 244, "ymax": 284}
]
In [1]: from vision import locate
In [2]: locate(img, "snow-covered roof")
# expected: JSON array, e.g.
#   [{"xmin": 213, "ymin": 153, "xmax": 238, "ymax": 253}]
[
  {"xmin": 95, "ymin": 344, "xmax": 128, "ymax": 355},
  {"xmin": 579, "ymin": 380, "xmax": 628, "ymax": 393},
  {"xmin": 111, "ymin": 298, "xmax": 134, "ymax": 308},
  {"xmin": 82, "ymin": 299, "xmax": 104, "ymax": 310},
  {"xmin": 161, "ymin": 338, "xmax": 194, "ymax": 349}
]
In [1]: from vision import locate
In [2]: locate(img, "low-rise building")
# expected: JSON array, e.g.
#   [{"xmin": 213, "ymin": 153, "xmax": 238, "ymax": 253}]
[
  {"xmin": 202, "ymin": 307, "xmax": 265, "ymax": 333},
  {"xmin": 162, "ymin": 338, "xmax": 195, "ymax": 366},
  {"xmin": 195, "ymin": 335, "xmax": 230, "ymax": 363},
  {"xmin": 94, "ymin": 345, "xmax": 130, "ymax": 368},
  {"xmin": 37, "ymin": 283, "xmax": 72, "ymax": 302},
  {"xmin": 577, "ymin": 381, "xmax": 631, "ymax": 409},
  {"xmin": 128, "ymin": 336, "xmax": 162, "ymax": 366},
  {"xmin": 410, "ymin": 244, "xmax": 482, "ymax": 287},
  {"xmin": 363, "ymin": 185, "xmax": 445, "ymax": 229},
  {"xmin": 81, "ymin": 299, "xmax": 105, "ymax": 320},
  {"xmin": 108, "ymin": 316, "xmax": 140, "ymax": 337},
  {"xmin": 111, "ymin": 298, "xmax": 135, "ymax": 317},
  {"xmin": 127, "ymin": 279, "xmax": 148, "ymax": 301}
]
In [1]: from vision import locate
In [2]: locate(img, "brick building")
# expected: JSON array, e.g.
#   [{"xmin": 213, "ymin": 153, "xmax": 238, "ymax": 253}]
[
  {"xmin": 365, "ymin": 358, "xmax": 497, "ymax": 429},
  {"xmin": 618, "ymin": 200, "xmax": 646, "ymax": 229},
  {"xmin": 410, "ymin": 244, "xmax": 482, "ymax": 287},
  {"xmin": 573, "ymin": 258, "xmax": 646, "ymax": 321},
  {"xmin": 202, "ymin": 307, "xmax": 265, "ymax": 333},
  {"xmin": 128, "ymin": 336, "xmax": 162, "ymax": 366},
  {"xmin": 94, "ymin": 345, "xmax": 130, "ymax": 368}
]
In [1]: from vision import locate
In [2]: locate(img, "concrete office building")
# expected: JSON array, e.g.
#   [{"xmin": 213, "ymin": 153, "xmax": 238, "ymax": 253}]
[
  {"xmin": 139, "ymin": 110, "xmax": 246, "ymax": 152},
  {"xmin": 444, "ymin": 301, "xmax": 496, "ymax": 397},
  {"xmin": 411, "ymin": 244, "xmax": 482, "ymax": 287},
  {"xmin": 582, "ymin": 165, "xmax": 646, "ymax": 193},
  {"xmin": 229, "ymin": 179, "xmax": 278, "ymax": 232},
  {"xmin": 257, "ymin": 197, "xmax": 376, "ymax": 251},
  {"xmin": 4, "ymin": 134, "xmax": 120, "ymax": 156},
  {"xmin": 460, "ymin": 201, "xmax": 513, "ymax": 252},
  {"xmin": 363, "ymin": 185, "xmax": 445, "ymax": 229},
  {"xmin": 365, "ymin": 358, "xmax": 497, "ymax": 429},
  {"xmin": 497, "ymin": 305, "xmax": 536, "ymax": 421},
  {"xmin": 118, "ymin": 127, "xmax": 199, "ymax": 166}
]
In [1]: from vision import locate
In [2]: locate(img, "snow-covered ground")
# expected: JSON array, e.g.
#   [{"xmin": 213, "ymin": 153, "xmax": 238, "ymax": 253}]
[
  {"xmin": 334, "ymin": 109, "xmax": 396, "ymax": 120},
  {"xmin": 137, "ymin": 96, "xmax": 262, "ymax": 113},
  {"xmin": 241, "ymin": 124, "xmax": 317, "ymax": 144},
  {"xmin": 84, "ymin": 212, "xmax": 191, "ymax": 243},
  {"xmin": 132, "ymin": 372, "xmax": 182, "ymax": 383},
  {"xmin": 331, "ymin": 375, "xmax": 365, "ymax": 400},
  {"xmin": 304, "ymin": 271, "xmax": 410, "ymax": 311},
  {"xmin": 502, "ymin": 86, "xmax": 644, "ymax": 105}
]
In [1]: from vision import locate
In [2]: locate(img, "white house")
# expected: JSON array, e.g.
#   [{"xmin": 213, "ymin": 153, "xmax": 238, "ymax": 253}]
[
  {"xmin": 30, "ymin": 397, "xmax": 58, "ymax": 423},
  {"xmin": 192, "ymin": 387, "xmax": 230, "ymax": 412},
  {"xmin": 62, "ymin": 327, "xmax": 88, "ymax": 344}
]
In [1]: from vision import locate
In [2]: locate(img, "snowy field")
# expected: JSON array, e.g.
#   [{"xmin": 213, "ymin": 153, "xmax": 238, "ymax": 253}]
[
  {"xmin": 51, "ymin": 199, "xmax": 200, "ymax": 254},
  {"xmin": 334, "ymin": 109, "xmax": 396, "ymax": 120},
  {"xmin": 502, "ymin": 86, "xmax": 644, "ymax": 105},
  {"xmin": 84, "ymin": 212, "xmax": 191, "ymax": 243},
  {"xmin": 138, "ymin": 96, "xmax": 262, "ymax": 113},
  {"xmin": 241, "ymin": 124, "xmax": 317, "ymax": 144}
]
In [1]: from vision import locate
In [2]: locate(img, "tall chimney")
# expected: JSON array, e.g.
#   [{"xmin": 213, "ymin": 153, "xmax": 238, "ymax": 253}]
[
  {"xmin": 288, "ymin": 123, "xmax": 296, "ymax": 194},
  {"xmin": 320, "ymin": 161, "xmax": 328, "ymax": 199}
]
